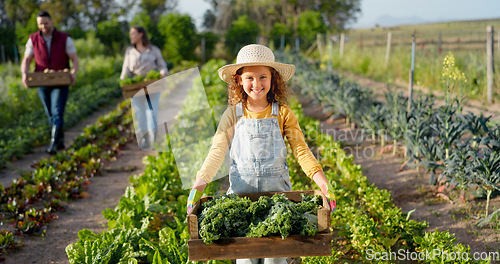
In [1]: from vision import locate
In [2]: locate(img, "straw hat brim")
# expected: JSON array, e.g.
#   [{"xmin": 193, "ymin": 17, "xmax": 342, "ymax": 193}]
[{"xmin": 218, "ymin": 62, "xmax": 295, "ymax": 83}]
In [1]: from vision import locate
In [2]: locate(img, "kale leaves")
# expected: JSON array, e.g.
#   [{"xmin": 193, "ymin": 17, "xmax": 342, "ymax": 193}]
[{"xmin": 198, "ymin": 193, "xmax": 322, "ymax": 244}]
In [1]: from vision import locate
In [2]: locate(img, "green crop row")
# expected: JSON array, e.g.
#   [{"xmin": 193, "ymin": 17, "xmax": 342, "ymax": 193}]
[{"xmin": 0, "ymin": 100, "xmax": 134, "ymax": 257}]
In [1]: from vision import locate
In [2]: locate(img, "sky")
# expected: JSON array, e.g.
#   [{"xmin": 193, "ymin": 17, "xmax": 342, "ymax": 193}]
[
  {"xmin": 176, "ymin": 0, "xmax": 211, "ymax": 30},
  {"xmin": 176, "ymin": 0, "xmax": 500, "ymax": 30},
  {"xmin": 350, "ymin": 0, "xmax": 500, "ymax": 28}
]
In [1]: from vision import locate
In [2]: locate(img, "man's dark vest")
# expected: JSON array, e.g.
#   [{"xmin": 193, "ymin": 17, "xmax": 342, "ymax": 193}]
[{"xmin": 30, "ymin": 28, "xmax": 70, "ymax": 72}]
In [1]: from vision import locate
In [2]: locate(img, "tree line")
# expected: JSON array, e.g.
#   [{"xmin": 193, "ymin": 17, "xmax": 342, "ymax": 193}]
[{"xmin": 0, "ymin": 0, "xmax": 360, "ymax": 64}]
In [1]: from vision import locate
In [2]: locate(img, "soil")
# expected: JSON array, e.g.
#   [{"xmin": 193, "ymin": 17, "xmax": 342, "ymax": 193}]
[{"xmin": 1, "ymin": 71, "xmax": 499, "ymax": 263}]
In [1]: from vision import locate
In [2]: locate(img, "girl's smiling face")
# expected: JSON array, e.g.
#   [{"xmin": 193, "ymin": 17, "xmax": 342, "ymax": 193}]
[{"xmin": 238, "ymin": 66, "xmax": 272, "ymax": 106}]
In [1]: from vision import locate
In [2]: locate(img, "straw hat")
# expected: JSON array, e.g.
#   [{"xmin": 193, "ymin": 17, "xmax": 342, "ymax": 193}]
[{"xmin": 218, "ymin": 44, "xmax": 295, "ymax": 83}]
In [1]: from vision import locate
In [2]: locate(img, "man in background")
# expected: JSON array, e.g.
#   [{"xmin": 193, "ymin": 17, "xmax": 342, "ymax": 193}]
[{"xmin": 21, "ymin": 10, "xmax": 79, "ymax": 154}]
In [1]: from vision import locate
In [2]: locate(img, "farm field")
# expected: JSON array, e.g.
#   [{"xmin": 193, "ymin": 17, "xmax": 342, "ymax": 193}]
[
  {"xmin": 0, "ymin": 55, "xmax": 498, "ymax": 263},
  {"xmin": 317, "ymin": 18, "xmax": 500, "ymax": 103},
  {"xmin": 0, "ymin": 2, "xmax": 499, "ymax": 262}
]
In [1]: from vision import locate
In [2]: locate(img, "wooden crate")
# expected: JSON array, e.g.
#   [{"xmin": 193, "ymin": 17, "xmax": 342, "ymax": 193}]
[
  {"xmin": 120, "ymin": 79, "xmax": 157, "ymax": 99},
  {"xmin": 187, "ymin": 190, "xmax": 332, "ymax": 261},
  {"xmin": 26, "ymin": 72, "xmax": 71, "ymax": 87}
]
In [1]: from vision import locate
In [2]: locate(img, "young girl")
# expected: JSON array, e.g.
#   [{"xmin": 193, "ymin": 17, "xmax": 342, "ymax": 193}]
[{"xmin": 187, "ymin": 44, "xmax": 335, "ymax": 264}]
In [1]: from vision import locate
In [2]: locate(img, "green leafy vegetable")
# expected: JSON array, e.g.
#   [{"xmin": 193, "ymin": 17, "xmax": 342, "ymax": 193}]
[
  {"xmin": 119, "ymin": 70, "xmax": 162, "ymax": 87},
  {"xmin": 198, "ymin": 193, "xmax": 322, "ymax": 244}
]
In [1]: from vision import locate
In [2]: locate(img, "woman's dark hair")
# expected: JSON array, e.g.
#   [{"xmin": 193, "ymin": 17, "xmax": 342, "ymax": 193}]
[
  {"xmin": 37, "ymin": 11, "xmax": 51, "ymax": 19},
  {"xmin": 132, "ymin": 26, "xmax": 150, "ymax": 46}
]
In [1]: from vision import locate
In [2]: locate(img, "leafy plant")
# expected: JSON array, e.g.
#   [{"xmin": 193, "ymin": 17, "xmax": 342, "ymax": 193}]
[
  {"xmin": 414, "ymin": 136, "xmax": 444, "ymax": 185},
  {"xmin": 430, "ymin": 102, "xmax": 465, "ymax": 160},
  {"xmin": 0, "ymin": 230, "xmax": 21, "ymax": 255},
  {"xmin": 406, "ymin": 95, "xmax": 434, "ymax": 160},
  {"xmin": 480, "ymin": 126, "xmax": 500, "ymax": 152},
  {"xmin": 460, "ymin": 111, "xmax": 491, "ymax": 147},
  {"xmin": 119, "ymin": 70, "xmax": 162, "ymax": 87},
  {"xmin": 442, "ymin": 142, "xmax": 475, "ymax": 199},
  {"xmin": 414, "ymin": 229, "xmax": 486, "ymax": 264},
  {"xmin": 327, "ymin": 81, "xmax": 373, "ymax": 128},
  {"xmin": 469, "ymin": 148, "xmax": 500, "ymax": 217},
  {"xmin": 384, "ymin": 90, "xmax": 409, "ymax": 155},
  {"xmin": 361, "ymin": 103, "xmax": 387, "ymax": 142}
]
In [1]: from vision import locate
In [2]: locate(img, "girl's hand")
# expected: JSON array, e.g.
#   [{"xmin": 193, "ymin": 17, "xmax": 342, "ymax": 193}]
[
  {"xmin": 312, "ymin": 171, "xmax": 336, "ymax": 212},
  {"xmin": 187, "ymin": 189, "xmax": 203, "ymax": 215},
  {"xmin": 320, "ymin": 181, "xmax": 336, "ymax": 212},
  {"xmin": 186, "ymin": 178, "xmax": 208, "ymax": 215}
]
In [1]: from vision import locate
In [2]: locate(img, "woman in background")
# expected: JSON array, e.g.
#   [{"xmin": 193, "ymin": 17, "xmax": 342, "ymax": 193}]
[{"xmin": 120, "ymin": 26, "xmax": 168, "ymax": 150}]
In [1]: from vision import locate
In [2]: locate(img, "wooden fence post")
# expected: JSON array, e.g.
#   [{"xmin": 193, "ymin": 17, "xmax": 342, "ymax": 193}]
[
  {"xmin": 1, "ymin": 45, "xmax": 5, "ymax": 64},
  {"xmin": 487, "ymin": 26, "xmax": 495, "ymax": 104},
  {"xmin": 340, "ymin": 33, "xmax": 345, "ymax": 58},
  {"xmin": 14, "ymin": 46, "xmax": 19, "ymax": 65},
  {"xmin": 438, "ymin": 31, "xmax": 442, "ymax": 53},
  {"xmin": 7, "ymin": 61, "xmax": 12, "ymax": 77},
  {"xmin": 408, "ymin": 31, "xmax": 416, "ymax": 113},
  {"xmin": 385, "ymin": 31, "xmax": 392, "ymax": 67},
  {"xmin": 295, "ymin": 36, "xmax": 300, "ymax": 53},
  {"xmin": 305, "ymin": 41, "xmax": 317, "ymax": 57},
  {"xmin": 316, "ymin": 33, "xmax": 324, "ymax": 57},
  {"xmin": 359, "ymin": 32, "xmax": 363, "ymax": 50},
  {"xmin": 328, "ymin": 34, "xmax": 333, "ymax": 72}
]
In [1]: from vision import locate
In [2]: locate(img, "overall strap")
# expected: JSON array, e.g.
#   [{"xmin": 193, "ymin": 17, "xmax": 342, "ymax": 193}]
[
  {"xmin": 271, "ymin": 102, "xmax": 279, "ymax": 116},
  {"xmin": 236, "ymin": 102, "xmax": 243, "ymax": 118}
]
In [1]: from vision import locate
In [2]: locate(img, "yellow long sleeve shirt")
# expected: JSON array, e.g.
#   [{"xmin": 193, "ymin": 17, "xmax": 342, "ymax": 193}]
[{"xmin": 196, "ymin": 103, "xmax": 323, "ymax": 183}]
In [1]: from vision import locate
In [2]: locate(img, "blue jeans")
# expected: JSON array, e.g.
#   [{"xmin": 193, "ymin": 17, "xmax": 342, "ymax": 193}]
[
  {"xmin": 38, "ymin": 86, "xmax": 69, "ymax": 127},
  {"xmin": 131, "ymin": 91, "xmax": 160, "ymax": 132}
]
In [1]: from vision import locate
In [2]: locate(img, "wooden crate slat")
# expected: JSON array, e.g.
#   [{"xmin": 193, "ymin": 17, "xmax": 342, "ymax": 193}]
[
  {"xmin": 120, "ymin": 79, "xmax": 157, "ymax": 91},
  {"xmin": 188, "ymin": 233, "xmax": 332, "ymax": 261},
  {"xmin": 120, "ymin": 79, "xmax": 158, "ymax": 98},
  {"xmin": 26, "ymin": 72, "xmax": 71, "ymax": 87}
]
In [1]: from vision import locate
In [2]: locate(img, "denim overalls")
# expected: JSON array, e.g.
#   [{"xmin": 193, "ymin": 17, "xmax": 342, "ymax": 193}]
[{"xmin": 227, "ymin": 102, "xmax": 290, "ymax": 264}]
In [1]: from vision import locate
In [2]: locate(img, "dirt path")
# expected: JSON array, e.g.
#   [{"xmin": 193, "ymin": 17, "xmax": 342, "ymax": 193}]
[
  {"xmin": 1, "ymin": 82, "xmax": 191, "ymax": 263},
  {"xmin": 0, "ymin": 101, "xmax": 119, "ymax": 187},
  {"xmin": 299, "ymin": 71, "xmax": 500, "ymax": 256}
]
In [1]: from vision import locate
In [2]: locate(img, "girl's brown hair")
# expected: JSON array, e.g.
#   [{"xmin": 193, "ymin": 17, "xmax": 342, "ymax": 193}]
[{"xmin": 227, "ymin": 66, "xmax": 292, "ymax": 106}]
